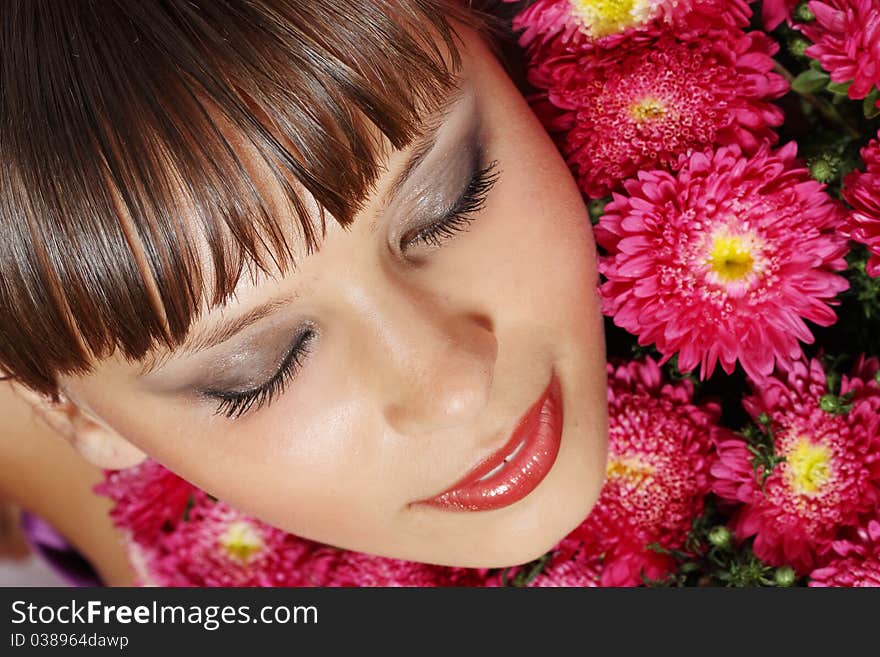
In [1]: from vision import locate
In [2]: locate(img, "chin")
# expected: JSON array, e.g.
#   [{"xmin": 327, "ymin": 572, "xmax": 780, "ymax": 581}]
[
  {"xmin": 443, "ymin": 496, "xmax": 604, "ymax": 570},
  {"xmin": 438, "ymin": 530, "xmax": 573, "ymax": 570}
]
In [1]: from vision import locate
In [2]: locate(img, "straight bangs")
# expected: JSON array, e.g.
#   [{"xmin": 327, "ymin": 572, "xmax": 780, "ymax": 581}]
[{"xmin": 0, "ymin": 0, "xmax": 489, "ymax": 398}]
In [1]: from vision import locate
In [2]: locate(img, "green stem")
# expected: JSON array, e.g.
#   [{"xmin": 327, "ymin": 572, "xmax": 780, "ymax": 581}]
[{"xmin": 774, "ymin": 61, "xmax": 861, "ymax": 140}]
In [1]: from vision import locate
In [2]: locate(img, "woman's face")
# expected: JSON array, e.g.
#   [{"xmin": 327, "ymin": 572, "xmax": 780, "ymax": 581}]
[{"xmin": 60, "ymin": 26, "xmax": 609, "ymax": 568}]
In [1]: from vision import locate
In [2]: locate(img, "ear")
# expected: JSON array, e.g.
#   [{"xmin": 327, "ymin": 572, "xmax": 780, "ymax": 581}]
[{"xmin": 8, "ymin": 381, "xmax": 147, "ymax": 470}]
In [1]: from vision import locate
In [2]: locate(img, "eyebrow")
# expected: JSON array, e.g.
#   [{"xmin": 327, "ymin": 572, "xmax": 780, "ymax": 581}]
[
  {"xmin": 178, "ymin": 294, "xmax": 297, "ymax": 356},
  {"xmin": 383, "ymin": 81, "xmax": 468, "ymax": 207}
]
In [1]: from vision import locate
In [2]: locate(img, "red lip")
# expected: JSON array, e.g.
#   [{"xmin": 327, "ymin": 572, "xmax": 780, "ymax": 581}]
[{"xmin": 415, "ymin": 372, "xmax": 563, "ymax": 512}]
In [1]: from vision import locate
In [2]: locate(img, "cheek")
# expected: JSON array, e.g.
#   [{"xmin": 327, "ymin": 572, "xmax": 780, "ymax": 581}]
[
  {"xmin": 453, "ymin": 133, "xmax": 600, "ymax": 333},
  {"xmin": 83, "ymin": 366, "xmax": 396, "ymax": 540},
  {"xmin": 216, "ymin": 382, "xmax": 422, "ymax": 549},
  {"xmin": 458, "ymin": 62, "xmax": 600, "ymax": 324},
  {"xmin": 195, "ymin": 397, "xmax": 392, "ymax": 534}
]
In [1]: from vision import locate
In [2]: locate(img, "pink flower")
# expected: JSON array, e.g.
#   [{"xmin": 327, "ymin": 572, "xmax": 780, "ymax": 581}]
[
  {"xmin": 505, "ymin": 0, "xmax": 751, "ymax": 50},
  {"xmin": 133, "ymin": 493, "xmax": 327, "ymax": 587},
  {"xmin": 762, "ymin": 0, "xmax": 798, "ymax": 30},
  {"xmin": 595, "ymin": 143, "xmax": 850, "ymax": 382},
  {"xmin": 531, "ymin": 30, "xmax": 787, "ymax": 197},
  {"xmin": 809, "ymin": 517, "xmax": 880, "ymax": 586},
  {"xmin": 711, "ymin": 355, "xmax": 880, "ymax": 574},
  {"xmin": 94, "ymin": 460, "xmax": 194, "ymax": 544},
  {"xmin": 523, "ymin": 538, "xmax": 605, "ymax": 587},
  {"xmin": 801, "ymin": 0, "xmax": 880, "ymax": 101},
  {"xmin": 563, "ymin": 357, "xmax": 725, "ymax": 587},
  {"xmin": 842, "ymin": 131, "xmax": 880, "ymax": 277}
]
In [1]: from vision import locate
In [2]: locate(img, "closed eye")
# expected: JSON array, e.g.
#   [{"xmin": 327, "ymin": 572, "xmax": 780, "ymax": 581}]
[
  {"xmin": 401, "ymin": 151, "xmax": 500, "ymax": 251},
  {"xmin": 203, "ymin": 327, "xmax": 317, "ymax": 419}
]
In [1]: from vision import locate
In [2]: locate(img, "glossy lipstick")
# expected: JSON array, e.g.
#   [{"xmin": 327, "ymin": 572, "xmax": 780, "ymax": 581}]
[{"xmin": 417, "ymin": 372, "xmax": 563, "ymax": 512}]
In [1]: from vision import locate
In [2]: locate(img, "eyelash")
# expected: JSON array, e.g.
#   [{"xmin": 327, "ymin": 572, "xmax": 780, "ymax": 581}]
[
  {"xmin": 210, "ymin": 329, "xmax": 316, "ymax": 419},
  {"xmin": 211, "ymin": 156, "xmax": 501, "ymax": 420},
  {"xmin": 402, "ymin": 158, "xmax": 501, "ymax": 250}
]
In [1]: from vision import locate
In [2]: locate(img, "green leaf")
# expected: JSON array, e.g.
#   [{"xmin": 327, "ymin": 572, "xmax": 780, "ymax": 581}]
[
  {"xmin": 826, "ymin": 80, "xmax": 852, "ymax": 96},
  {"xmin": 864, "ymin": 88, "xmax": 880, "ymax": 119},
  {"xmin": 181, "ymin": 492, "xmax": 196, "ymax": 522},
  {"xmin": 809, "ymin": 59, "xmax": 825, "ymax": 72},
  {"xmin": 501, "ymin": 552, "xmax": 553, "ymax": 587},
  {"xmin": 518, "ymin": 553, "xmax": 552, "ymax": 586},
  {"xmin": 791, "ymin": 68, "xmax": 830, "ymax": 93},
  {"xmin": 740, "ymin": 417, "xmax": 785, "ymax": 492}
]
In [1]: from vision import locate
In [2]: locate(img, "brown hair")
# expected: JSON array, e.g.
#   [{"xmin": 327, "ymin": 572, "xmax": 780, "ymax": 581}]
[{"xmin": 0, "ymin": 0, "xmax": 503, "ymax": 398}]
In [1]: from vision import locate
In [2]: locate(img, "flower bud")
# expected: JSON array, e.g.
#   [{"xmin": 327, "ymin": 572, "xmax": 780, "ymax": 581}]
[
  {"xmin": 795, "ymin": 3, "xmax": 815, "ymax": 22},
  {"xmin": 788, "ymin": 37, "xmax": 810, "ymax": 59},
  {"xmin": 774, "ymin": 566, "xmax": 797, "ymax": 587},
  {"xmin": 708, "ymin": 525, "xmax": 732, "ymax": 549},
  {"xmin": 588, "ymin": 198, "xmax": 608, "ymax": 225},
  {"xmin": 808, "ymin": 155, "xmax": 842, "ymax": 184}
]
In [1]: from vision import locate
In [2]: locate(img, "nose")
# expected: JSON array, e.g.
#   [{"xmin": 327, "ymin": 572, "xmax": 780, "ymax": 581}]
[{"xmin": 354, "ymin": 284, "xmax": 498, "ymax": 436}]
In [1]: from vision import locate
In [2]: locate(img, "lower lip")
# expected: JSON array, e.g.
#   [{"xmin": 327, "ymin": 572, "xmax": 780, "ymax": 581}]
[{"xmin": 417, "ymin": 372, "xmax": 564, "ymax": 512}]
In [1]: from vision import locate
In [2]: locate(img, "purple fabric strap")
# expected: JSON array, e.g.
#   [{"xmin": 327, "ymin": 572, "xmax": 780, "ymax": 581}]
[{"xmin": 19, "ymin": 510, "xmax": 104, "ymax": 587}]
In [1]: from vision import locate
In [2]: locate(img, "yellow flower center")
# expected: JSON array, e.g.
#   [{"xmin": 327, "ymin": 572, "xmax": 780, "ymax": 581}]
[
  {"xmin": 786, "ymin": 438, "xmax": 832, "ymax": 496},
  {"xmin": 569, "ymin": 0, "xmax": 654, "ymax": 38},
  {"xmin": 629, "ymin": 97, "xmax": 667, "ymax": 123},
  {"xmin": 709, "ymin": 235, "xmax": 755, "ymax": 282},
  {"xmin": 607, "ymin": 457, "xmax": 653, "ymax": 483},
  {"xmin": 219, "ymin": 520, "xmax": 264, "ymax": 563}
]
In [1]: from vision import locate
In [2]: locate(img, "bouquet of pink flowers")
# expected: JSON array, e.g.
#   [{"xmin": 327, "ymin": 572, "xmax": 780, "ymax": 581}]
[{"xmin": 95, "ymin": 0, "xmax": 880, "ymax": 587}]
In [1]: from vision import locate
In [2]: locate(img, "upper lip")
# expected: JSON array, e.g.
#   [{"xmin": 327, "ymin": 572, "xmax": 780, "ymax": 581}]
[{"xmin": 415, "ymin": 374, "xmax": 556, "ymax": 501}]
